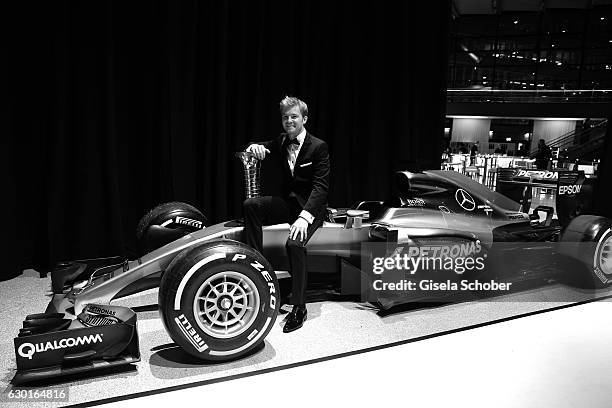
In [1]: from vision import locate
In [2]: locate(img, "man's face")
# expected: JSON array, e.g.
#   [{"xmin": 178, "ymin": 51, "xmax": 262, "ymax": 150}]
[{"xmin": 281, "ymin": 105, "xmax": 307, "ymax": 138}]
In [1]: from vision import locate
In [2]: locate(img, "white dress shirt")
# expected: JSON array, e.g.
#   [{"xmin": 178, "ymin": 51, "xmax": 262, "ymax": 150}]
[
  {"xmin": 284, "ymin": 128, "xmax": 314, "ymax": 224},
  {"xmin": 284, "ymin": 128, "xmax": 306, "ymax": 175}
]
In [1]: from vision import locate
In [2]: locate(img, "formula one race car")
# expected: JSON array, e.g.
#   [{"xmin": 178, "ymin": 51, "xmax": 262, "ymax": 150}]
[{"xmin": 16, "ymin": 157, "xmax": 611, "ymax": 382}]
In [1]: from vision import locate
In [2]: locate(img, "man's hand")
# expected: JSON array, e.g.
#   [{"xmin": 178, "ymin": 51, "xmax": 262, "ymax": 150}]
[
  {"xmin": 289, "ymin": 217, "xmax": 309, "ymax": 242},
  {"xmin": 246, "ymin": 144, "xmax": 270, "ymax": 160}
]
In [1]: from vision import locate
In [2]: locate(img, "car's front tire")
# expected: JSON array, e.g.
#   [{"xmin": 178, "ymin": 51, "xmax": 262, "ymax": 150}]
[{"xmin": 158, "ymin": 240, "xmax": 279, "ymax": 361}]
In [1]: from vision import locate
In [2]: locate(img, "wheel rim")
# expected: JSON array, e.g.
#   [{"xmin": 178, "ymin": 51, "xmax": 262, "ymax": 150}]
[
  {"xmin": 193, "ymin": 271, "xmax": 260, "ymax": 339},
  {"xmin": 597, "ymin": 232, "xmax": 612, "ymax": 276}
]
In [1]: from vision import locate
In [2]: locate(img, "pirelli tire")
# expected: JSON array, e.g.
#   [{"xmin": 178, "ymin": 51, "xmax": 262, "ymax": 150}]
[
  {"xmin": 158, "ymin": 240, "xmax": 279, "ymax": 361},
  {"xmin": 561, "ymin": 215, "xmax": 612, "ymax": 288}
]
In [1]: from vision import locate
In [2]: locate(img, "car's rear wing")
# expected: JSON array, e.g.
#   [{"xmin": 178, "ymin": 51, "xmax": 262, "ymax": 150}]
[{"xmin": 495, "ymin": 169, "xmax": 591, "ymax": 228}]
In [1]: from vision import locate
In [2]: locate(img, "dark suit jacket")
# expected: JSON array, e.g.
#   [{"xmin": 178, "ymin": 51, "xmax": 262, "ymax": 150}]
[{"xmin": 256, "ymin": 132, "xmax": 330, "ymax": 220}]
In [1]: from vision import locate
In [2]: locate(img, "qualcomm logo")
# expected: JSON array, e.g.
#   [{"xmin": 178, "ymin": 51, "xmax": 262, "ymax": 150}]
[{"xmin": 18, "ymin": 334, "xmax": 104, "ymax": 360}]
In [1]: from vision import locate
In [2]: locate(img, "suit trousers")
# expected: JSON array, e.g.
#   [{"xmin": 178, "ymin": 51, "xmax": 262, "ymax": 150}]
[{"xmin": 243, "ymin": 196, "xmax": 323, "ymax": 305}]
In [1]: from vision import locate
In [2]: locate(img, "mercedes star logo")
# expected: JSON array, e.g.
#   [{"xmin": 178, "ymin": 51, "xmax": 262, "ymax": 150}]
[{"xmin": 455, "ymin": 189, "xmax": 476, "ymax": 211}]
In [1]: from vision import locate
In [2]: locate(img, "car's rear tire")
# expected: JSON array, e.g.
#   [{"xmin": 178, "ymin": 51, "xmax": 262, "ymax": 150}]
[
  {"xmin": 136, "ymin": 202, "xmax": 206, "ymax": 253},
  {"xmin": 560, "ymin": 215, "xmax": 612, "ymax": 288},
  {"xmin": 158, "ymin": 240, "xmax": 279, "ymax": 361}
]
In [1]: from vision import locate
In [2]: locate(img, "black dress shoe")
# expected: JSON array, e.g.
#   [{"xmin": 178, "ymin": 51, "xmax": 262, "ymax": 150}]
[{"xmin": 283, "ymin": 305, "xmax": 307, "ymax": 333}]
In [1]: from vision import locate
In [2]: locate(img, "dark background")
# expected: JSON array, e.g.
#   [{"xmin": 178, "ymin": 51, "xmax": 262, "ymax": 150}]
[{"xmin": 3, "ymin": 1, "xmax": 451, "ymax": 279}]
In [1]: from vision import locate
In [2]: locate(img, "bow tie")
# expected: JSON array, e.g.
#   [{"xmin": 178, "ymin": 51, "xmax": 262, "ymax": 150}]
[{"xmin": 282, "ymin": 137, "xmax": 300, "ymax": 150}]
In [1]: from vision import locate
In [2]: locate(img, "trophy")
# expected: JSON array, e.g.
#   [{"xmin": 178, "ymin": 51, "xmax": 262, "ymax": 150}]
[{"xmin": 235, "ymin": 152, "xmax": 262, "ymax": 198}]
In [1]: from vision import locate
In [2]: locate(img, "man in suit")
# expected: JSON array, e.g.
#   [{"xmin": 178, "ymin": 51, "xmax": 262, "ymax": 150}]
[{"xmin": 243, "ymin": 96, "xmax": 330, "ymax": 333}]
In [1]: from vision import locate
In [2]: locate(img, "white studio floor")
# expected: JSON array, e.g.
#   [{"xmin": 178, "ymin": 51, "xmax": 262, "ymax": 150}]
[
  {"xmin": 0, "ymin": 269, "xmax": 611, "ymax": 408},
  {"xmin": 107, "ymin": 300, "xmax": 612, "ymax": 408}
]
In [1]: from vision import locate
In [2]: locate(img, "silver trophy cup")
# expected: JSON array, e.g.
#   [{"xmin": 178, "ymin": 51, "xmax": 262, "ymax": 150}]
[{"xmin": 235, "ymin": 151, "xmax": 262, "ymax": 199}]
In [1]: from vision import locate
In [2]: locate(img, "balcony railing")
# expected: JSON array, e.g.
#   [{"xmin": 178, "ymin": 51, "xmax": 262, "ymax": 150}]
[{"xmin": 447, "ymin": 89, "xmax": 612, "ymax": 104}]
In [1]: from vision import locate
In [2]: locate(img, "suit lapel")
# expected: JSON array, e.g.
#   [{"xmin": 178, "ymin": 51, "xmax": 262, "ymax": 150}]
[{"xmin": 295, "ymin": 133, "xmax": 312, "ymax": 168}]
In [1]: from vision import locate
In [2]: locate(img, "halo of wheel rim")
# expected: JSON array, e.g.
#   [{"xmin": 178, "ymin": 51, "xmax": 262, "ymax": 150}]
[{"xmin": 193, "ymin": 271, "xmax": 260, "ymax": 339}]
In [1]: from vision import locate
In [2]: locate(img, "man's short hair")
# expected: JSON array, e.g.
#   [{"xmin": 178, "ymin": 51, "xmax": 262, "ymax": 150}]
[{"xmin": 280, "ymin": 96, "xmax": 308, "ymax": 117}]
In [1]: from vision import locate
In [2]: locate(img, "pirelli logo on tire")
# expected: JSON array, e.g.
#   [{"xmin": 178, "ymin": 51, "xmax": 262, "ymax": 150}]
[
  {"xmin": 174, "ymin": 314, "xmax": 208, "ymax": 352},
  {"xmin": 174, "ymin": 216, "xmax": 204, "ymax": 229}
]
